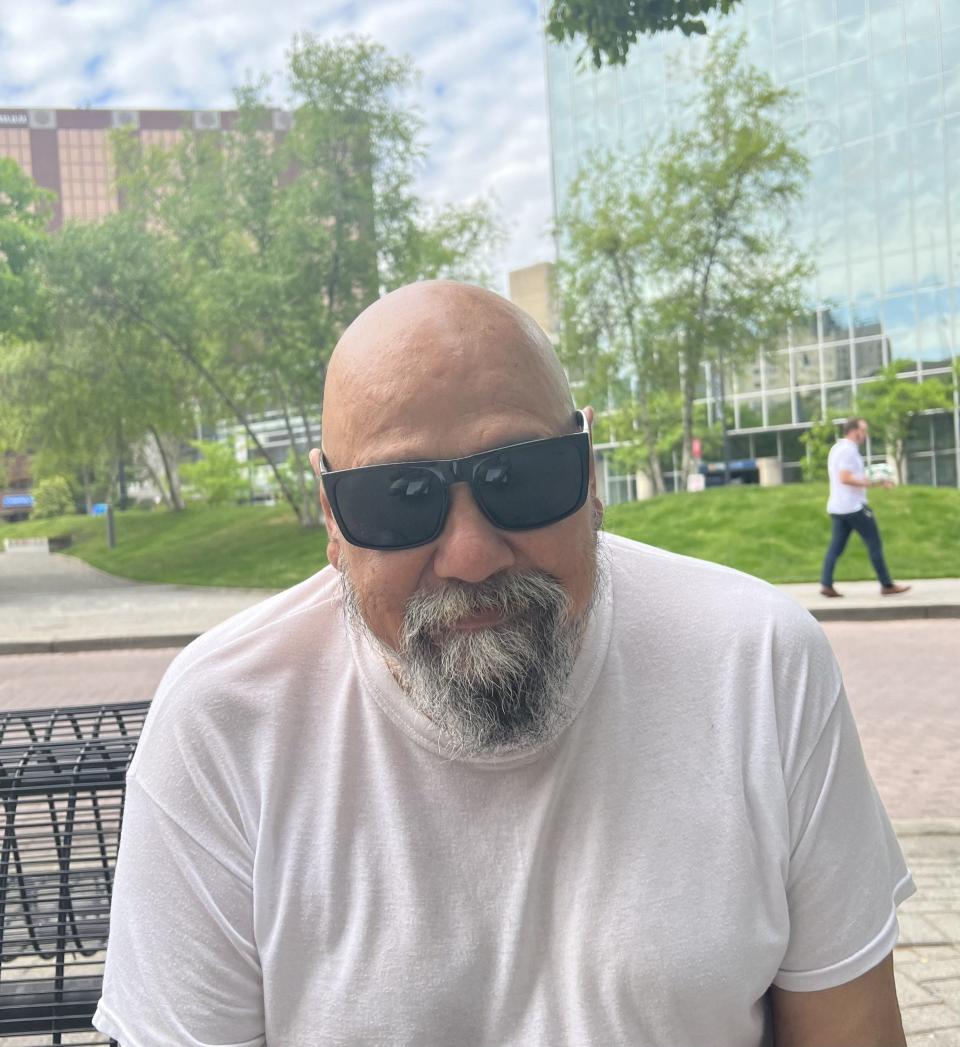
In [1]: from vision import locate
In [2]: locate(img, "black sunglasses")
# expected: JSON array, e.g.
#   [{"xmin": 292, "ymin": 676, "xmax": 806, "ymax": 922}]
[{"xmin": 320, "ymin": 411, "xmax": 590, "ymax": 550}]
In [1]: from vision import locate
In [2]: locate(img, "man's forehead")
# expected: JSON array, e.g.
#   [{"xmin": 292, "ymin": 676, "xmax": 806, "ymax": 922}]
[{"xmin": 322, "ymin": 284, "xmax": 572, "ymax": 465}]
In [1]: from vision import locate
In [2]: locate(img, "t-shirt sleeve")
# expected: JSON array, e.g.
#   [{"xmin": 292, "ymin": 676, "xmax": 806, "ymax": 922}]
[
  {"xmin": 93, "ymin": 776, "xmax": 266, "ymax": 1046},
  {"xmin": 774, "ymin": 685, "xmax": 915, "ymax": 991},
  {"xmin": 836, "ymin": 442, "xmax": 863, "ymax": 478}
]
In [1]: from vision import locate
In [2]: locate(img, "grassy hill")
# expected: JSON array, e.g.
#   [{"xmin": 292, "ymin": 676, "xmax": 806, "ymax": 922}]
[
  {"xmin": 603, "ymin": 483, "xmax": 960, "ymax": 584},
  {"xmin": 4, "ymin": 483, "xmax": 958, "ymax": 588},
  {"xmin": 4, "ymin": 504, "xmax": 327, "ymax": 590}
]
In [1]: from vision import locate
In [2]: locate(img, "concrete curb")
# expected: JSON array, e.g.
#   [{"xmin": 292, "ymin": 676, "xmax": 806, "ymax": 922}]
[
  {"xmin": 809, "ymin": 604, "xmax": 960, "ymax": 622},
  {"xmin": 893, "ymin": 818, "xmax": 960, "ymax": 836},
  {"xmin": 0, "ymin": 603, "xmax": 956, "ymax": 656},
  {"xmin": 0, "ymin": 635, "xmax": 200, "ymax": 656}
]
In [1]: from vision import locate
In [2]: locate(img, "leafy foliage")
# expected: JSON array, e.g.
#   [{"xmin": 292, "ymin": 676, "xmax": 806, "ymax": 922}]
[
  {"xmin": 179, "ymin": 441, "xmax": 249, "ymax": 506},
  {"xmin": 557, "ymin": 34, "xmax": 811, "ymax": 485},
  {"xmin": 547, "ymin": 0, "xmax": 744, "ymax": 68},
  {"xmin": 0, "ymin": 36, "xmax": 499, "ymax": 528},
  {"xmin": 855, "ymin": 363, "xmax": 952, "ymax": 485},
  {"xmin": 31, "ymin": 475, "xmax": 76, "ymax": 519},
  {"xmin": 799, "ymin": 415, "xmax": 838, "ymax": 482},
  {"xmin": 0, "ymin": 158, "xmax": 53, "ymax": 342}
]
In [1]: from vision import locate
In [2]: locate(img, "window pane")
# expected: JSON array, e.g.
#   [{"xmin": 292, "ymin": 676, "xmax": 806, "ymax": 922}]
[
  {"xmin": 781, "ymin": 429, "xmax": 805, "ymax": 460},
  {"xmin": 854, "ymin": 338, "xmax": 885, "ymax": 376},
  {"xmin": 764, "ymin": 351, "xmax": 792, "ymax": 389},
  {"xmin": 767, "ymin": 394, "xmax": 793, "ymax": 425},
  {"xmin": 906, "ymin": 414, "xmax": 932, "ymax": 453},
  {"xmin": 826, "ymin": 384, "xmax": 854, "ymax": 412},
  {"xmin": 754, "ymin": 430, "xmax": 779, "ymax": 457},
  {"xmin": 795, "ymin": 388, "xmax": 822, "ymax": 422},
  {"xmin": 838, "ymin": 15, "xmax": 870, "ymax": 61},
  {"xmin": 907, "ymin": 455, "xmax": 934, "ymax": 483},
  {"xmin": 738, "ymin": 397, "xmax": 764, "ymax": 427},
  {"xmin": 822, "ymin": 343, "xmax": 853, "ymax": 380},
  {"xmin": 935, "ymin": 452, "xmax": 958, "ymax": 486},
  {"xmin": 794, "ymin": 347, "xmax": 822, "ymax": 385},
  {"xmin": 932, "ymin": 411, "xmax": 957, "ymax": 450}
]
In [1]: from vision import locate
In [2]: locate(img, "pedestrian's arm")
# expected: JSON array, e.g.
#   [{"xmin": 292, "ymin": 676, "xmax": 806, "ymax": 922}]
[
  {"xmin": 770, "ymin": 952, "xmax": 906, "ymax": 1047},
  {"xmin": 839, "ymin": 469, "xmax": 893, "ymax": 489},
  {"xmin": 838, "ymin": 468, "xmax": 873, "ymax": 488}
]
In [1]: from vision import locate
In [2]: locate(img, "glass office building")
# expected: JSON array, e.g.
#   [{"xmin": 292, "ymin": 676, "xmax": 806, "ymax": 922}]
[{"xmin": 546, "ymin": 0, "xmax": 960, "ymax": 488}]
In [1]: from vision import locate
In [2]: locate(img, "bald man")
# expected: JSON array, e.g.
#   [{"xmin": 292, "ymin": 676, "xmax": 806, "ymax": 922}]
[{"xmin": 95, "ymin": 282, "xmax": 913, "ymax": 1047}]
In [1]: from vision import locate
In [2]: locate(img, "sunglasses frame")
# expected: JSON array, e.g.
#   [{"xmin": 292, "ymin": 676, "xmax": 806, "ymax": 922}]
[{"xmin": 320, "ymin": 411, "xmax": 590, "ymax": 551}]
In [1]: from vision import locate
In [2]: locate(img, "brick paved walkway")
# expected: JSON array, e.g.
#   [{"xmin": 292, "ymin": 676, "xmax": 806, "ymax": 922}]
[{"xmin": 895, "ymin": 832, "xmax": 960, "ymax": 1044}]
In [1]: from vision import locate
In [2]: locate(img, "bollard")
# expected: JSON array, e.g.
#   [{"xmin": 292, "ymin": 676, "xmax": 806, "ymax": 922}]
[{"xmin": 106, "ymin": 505, "xmax": 116, "ymax": 549}]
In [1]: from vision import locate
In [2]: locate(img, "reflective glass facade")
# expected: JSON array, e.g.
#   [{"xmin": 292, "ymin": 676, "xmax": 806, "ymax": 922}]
[{"xmin": 546, "ymin": 0, "xmax": 960, "ymax": 486}]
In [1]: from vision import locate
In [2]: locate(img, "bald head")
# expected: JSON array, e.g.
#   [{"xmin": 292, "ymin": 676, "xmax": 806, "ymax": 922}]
[{"xmin": 321, "ymin": 281, "xmax": 574, "ymax": 469}]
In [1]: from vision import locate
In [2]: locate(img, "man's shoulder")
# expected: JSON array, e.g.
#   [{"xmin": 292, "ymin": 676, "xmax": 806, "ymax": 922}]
[
  {"xmin": 603, "ymin": 532, "xmax": 823, "ymax": 644},
  {"xmin": 830, "ymin": 439, "xmax": 859, "ymax": 464},
  {"xmin": 154, "ymin": 565, "xmax": 345, "ymax": 704},
  {"xmin": 130, "ymin": 564, "xmax": 348, "ymax": 782}
]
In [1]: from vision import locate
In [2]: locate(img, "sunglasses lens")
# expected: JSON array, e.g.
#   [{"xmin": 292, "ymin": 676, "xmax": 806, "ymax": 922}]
[
  {"xmin": 473, "ymin": 435, "xmax": 587, "ymax": 530},
  {"xmin": 331, "ymin": 465, "xmax": 445, "ymax": 549}
]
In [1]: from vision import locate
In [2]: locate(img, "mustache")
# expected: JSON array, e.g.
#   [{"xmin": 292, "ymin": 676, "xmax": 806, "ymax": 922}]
[{"xmin": 400, "ymin": 571, "xmax": 570, "ymax": 638}]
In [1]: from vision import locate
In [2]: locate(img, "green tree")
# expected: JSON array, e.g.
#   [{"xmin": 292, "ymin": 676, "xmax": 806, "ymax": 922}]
[
  {"xmin": 180, "ymin": 440, "xmax": 248, "ymax": 506},
  {"xmin": 0, "ymin": 157, "xmax": 53, "ymax": 342},
  {"xmin": 45, "ymin": 35, "xmax": 499, "ymax": 529},
  {"xmin": 855, "ymin": 363, "xmax": 952, "ymax": 485},
  {"xmin": 31, "ymin": 475, "xmax": 76, "ymax": 519},
  {"xmin": 547, "ymin": 0, "xmax": 744, "ymax": 67},
  {"xmin": 799, "ymin": 415, "xmax": 838, "ymax": 483},
  {"xmin": 557, "ymin": 35, "xmax": 810, "ymax": 486},
  {"xmin": 558, "ymin": 153, "xmax": 674, "ymax": 493},
  {"xmin": 652, "ymin": 34, "xmax": 811, "ymax": 480},
  {"xmin": 2, "ymin": 217, "xmax": 198, "ymax": 511}
]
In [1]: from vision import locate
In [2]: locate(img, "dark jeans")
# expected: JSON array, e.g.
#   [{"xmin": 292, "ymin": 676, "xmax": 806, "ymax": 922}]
[{"xmin": 821, "ymin": 506, "xmax": 893, "ymax": 588}]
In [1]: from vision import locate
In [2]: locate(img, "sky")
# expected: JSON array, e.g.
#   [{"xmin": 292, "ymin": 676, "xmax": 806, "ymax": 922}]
[{"xmin": 0, "ymin": 0, "xmax": 558, "ymax": 289}]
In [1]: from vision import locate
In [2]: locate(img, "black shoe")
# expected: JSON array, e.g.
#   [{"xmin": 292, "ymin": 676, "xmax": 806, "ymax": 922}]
[{"xmin": 820, "ymin": 585, "xmax": 843, "ymax": 598}]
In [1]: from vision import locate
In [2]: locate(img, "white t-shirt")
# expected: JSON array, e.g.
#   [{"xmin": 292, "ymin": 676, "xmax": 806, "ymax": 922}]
[
  {"xmin": 94, "ymin": 535, "xmax": 913, "ymax": 1047},
  {"xmin": 827, "ymin": 438, "xmax": 868, "ymax": 515}
]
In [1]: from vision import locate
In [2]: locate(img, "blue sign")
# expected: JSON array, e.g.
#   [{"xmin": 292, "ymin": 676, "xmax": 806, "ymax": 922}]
[
  {"xmin": 91, "ymin": 502, "xmax": 110, "ymax": 516},
  {"xmin": 2, "ymin": 494, "xmax": 33, "ymax": 508}
]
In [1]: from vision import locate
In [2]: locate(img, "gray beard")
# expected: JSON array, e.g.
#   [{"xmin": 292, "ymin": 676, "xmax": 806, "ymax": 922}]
[{"xmin": 339, "ymin": 562, "xmax": 598, "ymax": 757}]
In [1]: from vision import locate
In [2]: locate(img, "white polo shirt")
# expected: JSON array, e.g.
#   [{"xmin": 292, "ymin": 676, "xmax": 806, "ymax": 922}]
[{"xmin": 827, "ymin": 438, "xmax": 868, "ymax": 515}]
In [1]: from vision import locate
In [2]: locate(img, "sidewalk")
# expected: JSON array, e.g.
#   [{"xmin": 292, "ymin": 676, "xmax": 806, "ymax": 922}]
[
  {"xmin": 3, "ymin": 550, "xmax": 958, "ymax": 654},
  {"xmin": 0, "ymin": 550, "xmax": 276, "ymax": 654},
  {"xmin": 894, "ymin": 826, "xmax": 960, "ymax": 1045},
  {"xmin": 781, "ymin": 577, "xmax": 960, "ymax": 622}
]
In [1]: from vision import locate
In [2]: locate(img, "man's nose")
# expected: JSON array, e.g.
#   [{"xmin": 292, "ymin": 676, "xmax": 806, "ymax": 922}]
[{"xmin": 430, "ymin": 483, "xmax": 516, "ymax": 584}]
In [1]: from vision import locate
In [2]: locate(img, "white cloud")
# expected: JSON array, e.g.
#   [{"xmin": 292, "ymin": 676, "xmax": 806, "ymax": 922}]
[{"xmin": 0, "ymin": 0, "xmax": 555, "ymax": 289}]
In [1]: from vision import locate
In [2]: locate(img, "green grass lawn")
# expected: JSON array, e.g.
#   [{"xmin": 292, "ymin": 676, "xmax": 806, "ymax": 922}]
[
  {"xmin": 4, "ymin": 483, "xmax": 958, "ymax": 588},
  {"xmin": 604, "ymin": 483, "xmax": 960, "ymax": 584},
  {"xmin": 4, "ymin": 504, "xmax": 329, "ymax": 589}
]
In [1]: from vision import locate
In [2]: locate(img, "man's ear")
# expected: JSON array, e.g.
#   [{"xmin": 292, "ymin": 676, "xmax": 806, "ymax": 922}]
[
  {"xmin": 310, "ymin": 448, "xmax": 342, "ymax": 571},
  {"xmin": 582, "ymin": 405, "xmax": 602, "ymax": 520}
]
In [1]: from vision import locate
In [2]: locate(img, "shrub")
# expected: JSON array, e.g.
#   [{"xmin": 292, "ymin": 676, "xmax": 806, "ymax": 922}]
[
  {"xmin": 32, "ymin": 476, "xmax": 77, "ymax": 519},
  {"xmin": 180, "ymin": 440, "xmax": 248, "ymax": 505}
]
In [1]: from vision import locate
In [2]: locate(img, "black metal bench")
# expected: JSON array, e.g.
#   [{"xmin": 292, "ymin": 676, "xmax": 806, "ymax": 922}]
[{"xmin": 0, "ymin": 702, "xmax": 146, "ymax": 1046}]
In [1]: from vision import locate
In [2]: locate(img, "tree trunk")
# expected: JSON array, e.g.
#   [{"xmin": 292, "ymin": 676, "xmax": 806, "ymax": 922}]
[
  {"xmin": 276, "ymin": 386, "xmax": 320, "ymax": 529},
  {"xmin": 680, "ymin": 350, "xmax": 695, "ymax": 481},
  {"xmin": 81, "ymin": 465, "xmax": 93, "ymax": 515},
  {"xmin": 107, "ymin": 297, "xmax": 307, "ymax": 524},
  {"xmin": 148, "ymin": 425, "xmax": 185, "ymax": 511},
  {"xmin": 635, "ymin": 399, "xmax": 665, "ymax": 495}
]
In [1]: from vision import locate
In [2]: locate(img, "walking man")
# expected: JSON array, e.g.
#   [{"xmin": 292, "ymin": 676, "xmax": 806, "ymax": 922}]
[{"xmin": 820, "ymin": 416, "xmax": 910, "ymax": 597}]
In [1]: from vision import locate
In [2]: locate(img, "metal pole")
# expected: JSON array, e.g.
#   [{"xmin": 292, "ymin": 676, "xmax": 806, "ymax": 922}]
[
  {"xmin": 106, "ymin": 505, "xmax": 116, "ymax": 549},
  {"xmin": 718, "ymin": 345, "xmax": 731, "ymax": 485}
]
